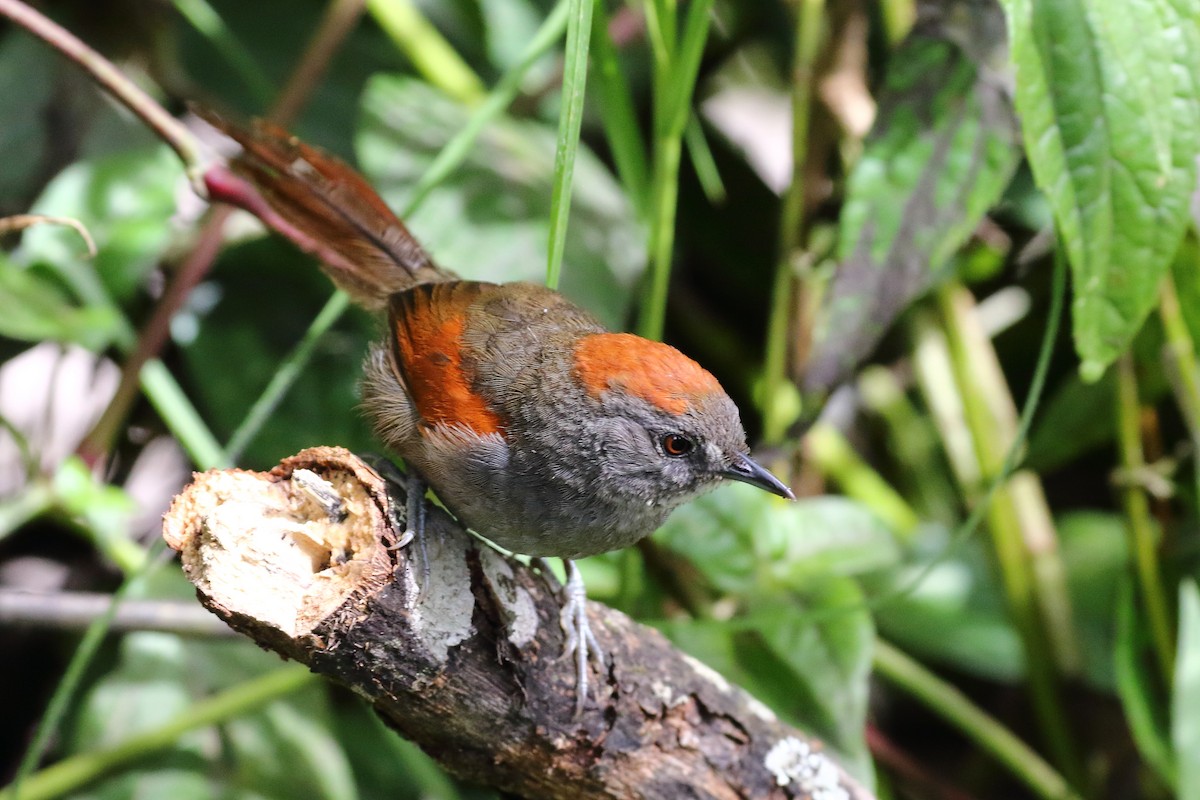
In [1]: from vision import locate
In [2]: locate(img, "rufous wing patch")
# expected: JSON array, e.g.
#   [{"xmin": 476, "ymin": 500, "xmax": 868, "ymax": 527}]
[
  {"xmin": 390, "ymin": 283, "xmax": 505, "ymax": 436},
  {"xmin": 573, "ymin": 333, "xmax": 721, "ymax": 415}
]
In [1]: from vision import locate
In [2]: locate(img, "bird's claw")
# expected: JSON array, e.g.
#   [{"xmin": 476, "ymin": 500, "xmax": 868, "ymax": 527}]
[
  {"xmin": 559, "ymin": 559, "xmax": 605, "ymax": 716},
  {"xmin": 364, "ymin": 456, "xmax": 430, "ymax": 602}
]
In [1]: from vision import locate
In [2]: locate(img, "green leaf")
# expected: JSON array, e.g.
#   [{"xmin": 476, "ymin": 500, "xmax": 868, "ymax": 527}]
[
  {"xmin": 1114, "ymin": 577, "xmax": 1177, "ymax": 787},
  {"xmin": 874, "ymin": 543, "xmax": 1024, "ymax": 682},
  {"xmin": 654, "ymin": 483, "xmax": 900, "ymax": 595},
  {"xmin": 0, "ymin": 258, "xmax": 121, "ymax": 349},
  {"xmin": 13, "ymin": 147, "xmax": 184, "ymax": 303},
  {"xmin": 544, "ymin": 0, "xmax": 594, "ymax": 290},
  {"xmin": 69, "ymin": 603, "xmax": 357, "ymax": 800},
  {"xmin": 1001, "ymin": 0, "xmax": 1200, "ymax": 380},
  {"xmin": 356, "ymin": 75, "xmax": 645, "ymax": 329},
  {"xmin": 657, "ymin": 579, "xmax": 876, "ymax": 787},
  {"xmin": 750, "ymin": 578, "xmax": 876, "ymax": 784},
  {"xmin": 52, "ymin": 457, "xmax": 144, "ymax": 574},
  {"xmin": 806, "ymin": 15, "xmax": 1022, "ymax": 390},
  {"xmin": 1176, "ymin": 579, "xmax": 1200, "ymax": 800}
]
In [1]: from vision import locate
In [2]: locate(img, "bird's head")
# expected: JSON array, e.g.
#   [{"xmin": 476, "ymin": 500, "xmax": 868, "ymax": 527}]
[{"xmin": 571, "ymin": 333, "xmax": 794, "ymax": 509}]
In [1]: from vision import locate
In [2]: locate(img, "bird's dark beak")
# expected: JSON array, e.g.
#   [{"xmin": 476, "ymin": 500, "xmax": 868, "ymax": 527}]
[{"xmin": 723, "ymin": 452, "xmax": 795, "ymax": 500}]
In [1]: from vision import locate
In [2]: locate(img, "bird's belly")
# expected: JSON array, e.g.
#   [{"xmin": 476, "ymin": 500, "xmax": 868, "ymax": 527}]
[{"xmin": 439, "ymin": 481, "xmax": 665, "ymax": 560}]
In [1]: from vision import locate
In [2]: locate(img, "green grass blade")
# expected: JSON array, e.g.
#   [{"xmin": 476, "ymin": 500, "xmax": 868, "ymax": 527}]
[
  {"xmin": 141, "ymin": 360, "xmax": 226, "ymax": 470},
  {"xmin": 588, "ymin": 0, "xmax": 649, "ymax": 217},
  {"xmin": 683, "ymin": 111, "xmax": 724, "ymax": 205},
  {"xmin": 545, "ymin": 0, "xmax": 595, "ymax": 290},
  {"xmin": 665, "ymin": 0, "xmax": 713, "ymax": 136}
]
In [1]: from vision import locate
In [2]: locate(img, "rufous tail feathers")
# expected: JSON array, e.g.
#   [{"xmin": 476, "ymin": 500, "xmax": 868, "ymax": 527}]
[{"xmin": 196, "ymin": 107, "xmax": 449, "ymax": 308}]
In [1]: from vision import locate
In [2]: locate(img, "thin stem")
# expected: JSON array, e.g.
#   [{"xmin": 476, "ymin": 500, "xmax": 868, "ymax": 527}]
[
  {"xmin": 78, "ymin": 207, "xmax": 233, "ymax": 466},
  {"xmin": 404, "ymin": 0, "xmax": 571, "ymax": 214},
  {"xmin": 545, "ymin": 0, "xmax": 595, "ymax": 290},
  {"xmin": 857, "ymin": 365, "xmax": 959, "ymax": 523},
  {"xmin": 2, "ymin": 666, "xmax": 315, "ymax": 800},
  {"xmin": 635, "ymin": 0, "xmax": 714, "ymax": 341},
  {"xmin": 875, "ymin": 249, "xmax": 1064, "ymax": 629},
  {"xmin": 873, "ymin": 640, "xmax": 1081, "ymax": 800},
  {"xmin": 763, "ymin": 0, "xmax": 823, "ymax": 444},
  {"xmin": 683, "ymin": 113, "xmax": 725, "ymax": 205},
  {"xmin": 140, "ymin": 360, "xmax": 226, "ymax": 470},
  {"xmin": 0, "ymin": 0, "xmax": 205, "ymax": 193},
  {"xmin": 1115, "ymin": 350, "xmax": 1176, "ymax": 687}
]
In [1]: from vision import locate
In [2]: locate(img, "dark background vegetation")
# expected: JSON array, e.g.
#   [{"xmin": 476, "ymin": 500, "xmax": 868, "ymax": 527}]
[{"xmin": 1, "ymin": 0, "xmax": 1199, "ymax": 798}]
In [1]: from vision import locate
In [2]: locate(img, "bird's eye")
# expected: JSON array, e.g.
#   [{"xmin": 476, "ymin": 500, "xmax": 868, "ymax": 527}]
[{"xmin": 661, "ymin": 433, "xmax": 695, "ymax": 457}]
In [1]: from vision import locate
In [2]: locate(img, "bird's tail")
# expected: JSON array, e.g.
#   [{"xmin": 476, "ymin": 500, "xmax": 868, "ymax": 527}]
[{"xmin": 197, "ymin": 108, "xmax": 448, "ymax": 309}]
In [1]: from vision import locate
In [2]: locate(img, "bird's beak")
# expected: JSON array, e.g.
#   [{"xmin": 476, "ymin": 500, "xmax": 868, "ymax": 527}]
[{"xmin": 723, "ymin": 452, "xmax": 795, "ymax": 500}]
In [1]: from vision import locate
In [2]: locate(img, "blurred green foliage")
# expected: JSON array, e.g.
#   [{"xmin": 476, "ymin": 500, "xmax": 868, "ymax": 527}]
[{"xmin": 2, "ymin": 0, "xmax": 1200, "ymax": 798}]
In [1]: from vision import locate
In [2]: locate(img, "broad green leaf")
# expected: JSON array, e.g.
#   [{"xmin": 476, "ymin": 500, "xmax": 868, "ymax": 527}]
[
  {"xmin": 356, "ymin": 75, "xmax": 645, "ymax": 329},
  {"xmin": 751, "ymin": 578, "xmax": 875, "ymax": 784},
  {"xmin": 70, "ymin": 630, "xmax": 357, "ymax": 800},
  {"xmin": 758, "ymin": 495, "xmax": 902, "ymax": 585},
  {"xmin": 657, "ymin": 580, "xmax": 876, "ymax": 787},
  {"xmin": 805, "ymin": 7, "xmax": 1021, "ymax": 390},
  {"xmin": 1114, "ymin": 578, "xmax": 1177, "ymax": 787},
  {"xmin": 1002, "ymin": 0, "xmax": 1200, "ymax": 380},
  {"xmin": 13, "ymin": 146, "xmax": 183, "ymax": 303},
  {"xmin": 654, "ymin": 483, "xmax": 900, "ymax": 595},
  {"xmin": 52, "ymin": 456, "xmax": 144, "ymax": 574},
  {"xmin": 1176, "ymin": 579, "xmax": 1200, "ymax": 800},
  {"xmin": 874, "ymin": 546, "xmax": 1024, "ymax": 682},
  {"xmin": 0, "ymin": 257, "xmax": 121, "ymax": 349}
]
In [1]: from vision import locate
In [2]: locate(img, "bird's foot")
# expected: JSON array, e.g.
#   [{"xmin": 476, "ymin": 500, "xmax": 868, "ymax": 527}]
[
  {"xmin": 558, "ymin": 559, "xmax": 605, "ymax": 716},
  {"xmin": 363, "ymin": 456, "xmax": 430, "ymax": 602}
]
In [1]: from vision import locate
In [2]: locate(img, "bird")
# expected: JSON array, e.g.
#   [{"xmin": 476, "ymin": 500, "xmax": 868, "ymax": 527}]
[{"xmin": 197, "ymin": 111, "xmax": 795, "ymax": 714}]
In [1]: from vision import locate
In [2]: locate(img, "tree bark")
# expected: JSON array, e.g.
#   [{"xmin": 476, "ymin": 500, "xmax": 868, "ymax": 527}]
[{"xmin": 162, "ymin": 446, "xmax": 875, "ymax": 800}]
